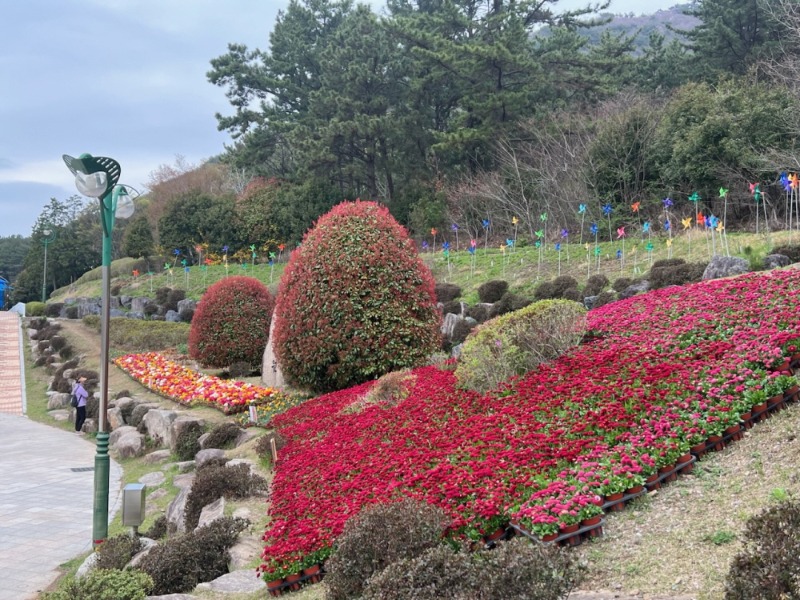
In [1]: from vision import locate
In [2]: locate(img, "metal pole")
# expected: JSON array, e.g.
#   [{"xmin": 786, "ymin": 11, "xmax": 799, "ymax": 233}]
[
  {"xmin": 41, "ymin": 241, "xmax": 48, "ymax": 303},
  {"xmin": 93, "ymin": 192, "xmax": 112, "ymax": 548}
]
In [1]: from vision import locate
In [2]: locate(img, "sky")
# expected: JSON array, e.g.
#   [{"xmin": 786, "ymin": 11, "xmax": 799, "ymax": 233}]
[{"xmin": 0, "ymin": 0, "xmax": 680, "ymax": 238}]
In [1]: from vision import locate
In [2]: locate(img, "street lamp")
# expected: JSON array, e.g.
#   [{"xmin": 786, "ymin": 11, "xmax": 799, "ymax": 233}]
[
  {"xmin": 63, "ymin": 153, "xmax": 135, "ymax": 548},
  {"xmin": 41, "ymin": 228, "xmax": 56, "ymax": 303}
]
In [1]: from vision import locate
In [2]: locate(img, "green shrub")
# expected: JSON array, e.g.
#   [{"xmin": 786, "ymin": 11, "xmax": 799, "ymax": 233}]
[
  {"xmin": 583, "ymin": 274, "xmax": 609, "ymax": 297},
  {"xmin": 83, "ymin": 314, "xmax": 100, "ymax": 328},
  {"xmin": 155, "ymin": 287, "xmax": 171, "ymax": 305},
  {"xmin": 274, "ymin": 201, "xmax": 441, "ymax": 393},
  {"xmin": 142, "ymin": 515, "xmax": 168, "ymax": 540},
  {"xmin": 26, "ymin": 301, "xmax": 46, "ymax": 316},
  {"xmin": 65, "ymin": 306, "xmax": 79, "ymax": 319},
  {"xmin": 454, "ymin": 299, "xmax": 587, "ymax": 393},
  {"xmin": 465, "ymin": 304, "xmax": 489, "ymax": 323},
  {"xmin": 42, "ymin": 569, "xmax": 153, "ymax": 600},
  {"xmin": 111, "ymin": 284, "xmax": 122, "ymax": 296},
  {"xmin": 95, "ymin": 533, "xmax": 143, "ymax": 570},
  {"xmin": 143, "ymin": 304, "xmax": 159, "ymax": 317},
  {"xmin": 534, "ymin": 281, "xmax": 557, "ymax": 300},
  {"xmin": 435, "ymin": 282, "xmax": 462, "ymax": 303},
  {"xmin": 561, "ymin": 288, "xmax": 581, "ymax": 303},
  {"xmin": 254, "ymin": 431, "xmax": 286, "ymax": 464},
  {"xmin": 442, "ymin": 300, "xmax": 462, "ymax": 315},
  {"xmin": 649, "ymin": 261, "xmax": 705, "ymax": 290},
  {"xmin": 166, "ymin": 288, "xmax": 185, "ymax": 312},
  {"xmin": 136, "ymin": 517, "xmax": 249, "ymax": 595},
  {"xmin": 324, "ymin": 499, "xmax": 450, "ymax": 600},
  {"xmin": 770, "ymin": 244, "xmax": 800, "ymax": 262},
  {"xmin": 612, "ymin": 277, "xmax": 632, "ymax": 292},
  {"xmin": 203, "ymin": 422, "xmax": 242, "ymax": 449},
  {"xmin": 178, "ymin": 308, "xmax": 194, "ymax": 323},
  {"xmin": 651, "ymin": 258, "xmax": 685, "ymax": 269},
  {"xmin": 477, "ymin": 279, "xmax": 509, "ymax": 303},
  {"xmin": 46, "ymin": 303, "xmax": 64, "ymax": 317},
  {"xmin": 591, "ymin": 290, "xmax": 617, "ymax": 309},
  {"xmin": 725, "ymin": 500, "xmax": 800, "ymax": 599},
  {"xmin": 184, "ymin": 462, "xmax": 266, "ymax": 530},
  {"xmin": 189, "ymin": 276, "xmax": 274, "ymax": 369},
  {"xmin": 551, "ymin": 275, "xmax": 579, "ymax": 298},
  {"xmin": 174, "ymin": 421, "xmax": 204, "ymax": 461},
  {"xmin": 450, "ymin": 319, "xmax": 475, "ymax": 346},
  {"xmin": 363, "ymin": 538, "xmax": 584, "ymax": 600},
  {"xmin": 488, "ymin": 292, "xmax": 532, "ymax": 318}
]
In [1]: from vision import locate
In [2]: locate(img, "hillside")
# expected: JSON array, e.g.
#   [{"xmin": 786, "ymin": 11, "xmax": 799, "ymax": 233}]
[{"xmin": 582, "ymin": 4, "xmax": 699, "ymax": 51}]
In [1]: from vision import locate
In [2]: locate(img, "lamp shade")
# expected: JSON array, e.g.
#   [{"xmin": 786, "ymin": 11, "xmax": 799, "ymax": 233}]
[
  {"xmin": 115, "ymin": 188, "xmax": 135, "ymax": 219},
  {"xmin": 75, "ymin": 171, "xmax": 108, "ymax": 198}
]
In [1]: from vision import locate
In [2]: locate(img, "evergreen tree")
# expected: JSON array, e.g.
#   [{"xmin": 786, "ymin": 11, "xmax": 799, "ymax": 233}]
[{"xmin": 122, "ymin": 216, "xmax": 155, "ymax": 258}]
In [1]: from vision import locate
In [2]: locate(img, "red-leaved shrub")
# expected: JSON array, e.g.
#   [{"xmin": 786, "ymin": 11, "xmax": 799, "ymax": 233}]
[
  {"xmin": 188, "ymin": 276, "xmax": 274, "ymax": 368},
  {"xmin": 273, "ymin": 200, "xmax": 441, "ymax": 392}
]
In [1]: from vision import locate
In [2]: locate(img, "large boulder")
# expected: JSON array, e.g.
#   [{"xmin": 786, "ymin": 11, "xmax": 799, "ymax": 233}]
[
  {"xmin": 166, "ymin": 485, "xmax": 192, "ymax": 534},
  {"xmin": 702, "ymin": 256, "xmax": 750, "ymax": 280},
  {"xmin": 619, "ymin": 280, "xmax": 650, "ymax": 300},
  {"xmin": 130, "ymin": 297, "xmax": 153, "ymax": 313},
  {"xmin": 142, "ymin": 449, "xmax": 172, "ymax": 465},
  {"xmin": 764, "ymin": 254, "xmax": 791, "ymax": 270},
  {"xmin": 195, "ymin": 449, "xmax": 225, "ymax": 467},
  {"xmin": 47, "ymin": 392, "xmax": 71, "ymax": 410},
  {"xmin": 61, "ymin": 298, "xmax": 101, "ymax": 319},
  {"xmin": 165, "ymin": 310, "xmax": 181, "ymax": 323},
  {"xmin": 114, "ymin": 432, "xmax": 146, "ymax": 458},
  {"xmin": 107, "ymin": 407, "xmax": 125, "ymax": 430},
  {"xmin": 177, "ymin": 298, "xmax": 197, "ymax": 315},
  {"xmin": 170, "ymin": 416, "xmax": 205, "ymax": 451},
  {"xmin": 262, "ymin": 317, "xmax": 285, "ymax": 388},
  {"xmin": 195, "ymin": 570, "xmax": 265, "ymax": 594},
  {"xmin": 228, "ymin": 535, "xmax": 263, "ymax": 571},
  {"xmin": 119, "ymin": 295, "xmax": 133, "ymax": 309},
  {"xmin": 110, "ymin": 425, "xmax": 138, "ymax": 446},
  {"xmin": 142, "ymin": 410, "xmax": 179, "ymax": 447},
  {"xmin": 195, "ymin": 497, "xmax": 226, "ymax": 530}
]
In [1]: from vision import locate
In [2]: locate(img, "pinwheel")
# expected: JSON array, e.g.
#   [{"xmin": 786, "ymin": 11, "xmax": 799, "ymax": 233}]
[
  {"xmin": 269, "ymin": 251, "xmax": 277, "ymax": 283},
  {"xmin": 164, "ymin": 262, "xmax": 174, "ymax": 286},
  {"xmin": 430, "ymin": 228, "xmax": 438, "ymax": 253},
  {"xmin": 172, "ymin": 248, "xmax": 181, "ymax": 268},
  {"xmin": 511, "ymin": 217, "xmax": 519, "ymax": 251},
  {"xmin": 750, "ymin": 182, "xmax": 767, "ymax": 234},
  {"xmin": 222, "ymin": 245, "xmax": 230, "ymax": 277},
  {"xmin": 442, "ymin": 241, "xmax": 452, "ymax": 274},
  {"xmin": 468, "ymin": 243, "xmax": 476, "ymax": 277},
  {"xmin": 589, "ymin": 222, "xmax": 600, "ymax": 274},
  {"xmin": 560, "ymin": 228, "xmax": 570, "ymax": 262},
  {"xmin": 482, "ymin": 219, "xmax": 491, "ymax": 253},
  {"xmin": 689, "ymin": 191, "xmax": 701, "ymax": 204},
  {"xmin": 277, "ymin": 243, "xmax": 286, "ymax": 262},
  {"xmin": 666, "ymin": 237, "xmax": 673, "ymax": 259},
  {"xmin": 182, "ymin": 260, "xmax": 190, "ymax": 288},
  {"xmin": 617, "ymin": 226, "xmax": 626, "ymax": 270},
  {"xmin": 662, "ymin": 197, "xmax": 674, "ymax": 246},
  {"xmin": 681, "ymin": 217, "xmax": 692, "ymax": 230},
  {"xmin": 451, "ymin": 223, "xmax": 460, "ymax": 251},
  {"xmin": 578, "ymin": 203, "xmax": 587, "ymax": 244},
  {"xmin": 201, "ymin": 260, "xmax": 209, "ymax": 286},
  {"xmin": 250, "ymin": 244, "xmax": 258, "ymax": 266},
  {"xmin": 421, "ymin": 240, "xmax": 429, "ymax": 251},
  {"xmin": 132, "ymin": 269, "xmax": 139, "ymax": 278},
  {"xmin": 631, "ymin": 201, "xmax": 640, "ymax": 213},
  {"xmin": 601, "ymin": 203, "xmax": 614, "ymax": 242},
  {"xmin": 194, "ymin": 244, "xmax": 203, "ymax": 266}
]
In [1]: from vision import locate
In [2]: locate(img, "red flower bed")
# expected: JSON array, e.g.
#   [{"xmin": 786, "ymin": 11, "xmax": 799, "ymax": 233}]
[
  {"xmin": 259, "ymin": 269, "xmax": 800, "ymax": 579},
  {"xmin": 114, "ymin": 352, "xmax": 285, "ymax": 414}
]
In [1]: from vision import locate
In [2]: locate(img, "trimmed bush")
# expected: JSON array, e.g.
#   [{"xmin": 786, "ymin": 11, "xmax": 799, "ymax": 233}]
[
  {"xmin": 203, "ymin": 422, "xmax": 242, "ymax": 449},
  {"xmin": 189, "ymin": 276, "xmax": 274, "ymax": 368},
  {"xmin": 477, "ymin": 279, "xmax": 509, "ymax": 303},
  {"xmin": 155, "ymin": 287, "xmax": 171, "ymax": 305},
  {"xmin": 583, "ymin": 274, "xmax": 609, "ymax": 297},
  {"xmin": 465, "ymin": 304, "xmax": 489, "ymax": 323},
  {"xmin": 174, "ymin": 420, "xmax": 204, "ymax": 461},
  {"xmin": 141, "ymin": 515, "xmax": 168, "ymax": 540},
  {"xmin": 143, "ymin": 304, "xmax": 159, "ymax": 317},
  {"xmin": 65, "ymin": 306, "xmax": 79, "ymax": 319},
  {"xmin": 363, "ymin": 538, "xmax": 584, "ymax": 600},
  {"xmin": 612, "ymin": 277, "xmax": 632, "ymax": 292},
  {"xmin": 136, "ymin": 517, "xmax": 249, "ymax": 595},
  {"xmin": 274, "ymin": 201, "xmax": 441, "ymax": 393},
  {"xmin": 450, "ymin": 319, "xmax": 475, "ymax": 346},
  {"xmin": 725, "ymin": 500, "xmax": 800, "ymax": 599},
  {"xmin": 45, "ymin": 303, "xmax": 64, "ymax": 317},
  {"xmin": 254, "ymin": 431, "xmax": 286, "ymax": 463},
  {"xmin": 184, "ymin": 462, "xmax": 266, "ymax": 530},
  {"xmin": 488, "ymin": 292, "xmax": 532, "ymax": 318},
  {"xmin": 561, "ymin": 288, "xmax": 582, "ymax": 303},
  {"xmin": 591, "ymin": 290, "xmax": 617, "ymax": 309},
  {"xmin": 165, "ymin": 288, "xmax": 185, "ymax": 312},
  {"xmin": 324, "ymin": 499, "xmax": 450, "ymax": 600},
  {"xmin": 95, "ymin": 533, "xmax": 143, "ymax": 571},
  {"xmin": 442, "ymin": 300, "xmax": 462, "ymax": 315},
  {"xmin": 26, "ymin": 302, "xmax": 46, "ymax": 317},
  {"xmin": 42, "ymin": 569, "xmax": 154, "ymax": 600},
  {"xmin": 534, "ymin": 281, "xmax": 557, "ymax": 300},
  {"xmin": 770, "ymin": 244, "xmax": 800, "ymax": 262},
  {"xmin": 455, "ymin": 299, "xmax": 587, "ymax": 393},
  {"xmin": 551, "ymin": 275, "xmax": 579, "ymax": 298},
  {"xmin": 435, "ymin": 282, "xmax": 462, "ymax": 303},
  {"xmin": 649, "ymin": 262, "xmax": 705, "ymax": 290},
  {"xmin": 651, "ymin": 258, "xmax": 685, "ymax": 269}
]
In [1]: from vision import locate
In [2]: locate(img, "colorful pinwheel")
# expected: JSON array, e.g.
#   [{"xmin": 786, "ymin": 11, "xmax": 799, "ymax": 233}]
[
  {"xmin": 631, "ymin": 202, "xmax": 640, "ymax": 213},
  {"xmin": 681, "ymin": 217, "xmax": 692, "ymax": 230},
  {"xmin": 132, "ymin": 269, "xmax": 139, "ymax": 278},
  {"xmin": 482, "ymin": 219, "xmax": 490, "ymax": 253},
  {"xmin": 578, "ymin": 203, "xmax": 587, "ymax": 244},
  {"xmin": 602, "ymin": 204, "xmax": 613, "ymax": 242}
]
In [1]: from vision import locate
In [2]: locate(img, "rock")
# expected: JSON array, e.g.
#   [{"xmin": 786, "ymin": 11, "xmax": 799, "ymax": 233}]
[
  {"xmin": 139, "ymin": 471, "xmax": 166, "ymax": 487},
  {"xmin": 74, "ymin": 551, "xmax": 98, "ymax": 579},
  {"xmin": 440, "ymin": 312, "xmax": 460, "ymax": 338},
  {"xmin": 126, "ymin": 537, "xmax": 158, "ymax": 569},
  {"xmin": 169, "ymin": 415, "xmax": 205, "ymax": 451},
  {"xmin": 110, "ymin": 308, "xmax": 127, "ymax": 318},
  {"xmin": 451, "ymin": 343, "xmax": 464, "ymax": 359},
  {"xmin": 142, "ymin": 449, "xmax": 172, "ymax": 465},
  {"xmin": 81, "ymin": 418, "xmax": 97, "ymax": 434},
  {"xmin": 198, "ymin": 432, "xmax": 210, "ymax": 449},
  {"xmin": 107, "ymin": 407, "xmax": 125, "ymax": 430},
  {"xmin": 232, "ymin": 507, "xmax": 252, "ymax": 521},
  {"xmin": 584, "ymin": 295, "xmax": 598, "ymax": 310},
  {"xmin": 142, "ymin": 410, "xmax": 179, "ymax": 447},
  {"xmin": 764, "ymin": 253, "xmax": 791, "ymax": 270},
  {"xmin": 195, "ymin": 570, "xmax": 265, "ymax": 594},
  {"xmin": 115, "ymin": 432, "xmax": 146, "ymax": 458},
  {"xmin": 147, "ymin": 488, "xmax": 168, "ymax": 503},
  {"xmin": 262, "ymin": 317, "xmax": 285, "ymax": 388},
  {"xmin": 110, "ymin": 425, "xmax": 139, "ymax": 446},
  {"xmin": 166, "ymin": 486, "xmax": 191, "ymax": 534},
  {"xmin": 619, "ymin": 280, "xmax": 650, "ymax": 300},
  {"xmin": 702, "ymin": 255, "xmax": 750, "ymax": 280},
  {"xmin": 49, "ymin": 409, "xmax": 70, "ymax": 422},
  {"xmin": 177, "ymin": 298, "xmax": 197, "ymax": 314},
  {"xmin": 62, "ymin": 297, "xmax": 101, "ymax": 319},
  {"xmin": 119, "ymin": 295, "xmax": 133, "ymax": 309},
  {"xmin": 47, "ymin": 392, "xmax": 71, "ymax": 410},
  {"xmin": 195, "ymin": 449, "xmax": 225, "ymax": 467},
  {"xmin": 165, "ymin": 310, "xmax": 181, "ymax": 323},
  {"xmin": 126, "ymin": 311, "xmax": 146, "ymax": 320},
  {"xmin": 173, "ymin": 473, "xmax": 195, "ymax": 490},
  {"xmin": 196, "ymin": 497, "xmax": 226, "ymax": 530},
  {"xmin": 234, "ymin": 428, "xmax": 258, "ymax": 448},
  {"xmin": 227, "ymin": 535, "xmax": 262, "ymax": 572},
  {"xmin": 130, "ymin": 403, "xmax": 159, "ymax": 429},
  {"xmin": 130, "ymin": 296, "xmax": 153, "ymax": 313},
  {"xmin": 173, "ymin": 461, "xmax": 196, "ymax": 473},
  {"xmin": 464, "ymin": 316, "xmax": 478, "ymax": 327}
]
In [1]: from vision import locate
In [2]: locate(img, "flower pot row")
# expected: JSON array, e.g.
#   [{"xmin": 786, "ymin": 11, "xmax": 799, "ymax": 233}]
[
  {"xmin": 510, "ymin": 516, "xmax": 605, "ymax": 549},
  {"xmin": 267, "ymin": 564, "xmax": 324, "ymax": 597}
]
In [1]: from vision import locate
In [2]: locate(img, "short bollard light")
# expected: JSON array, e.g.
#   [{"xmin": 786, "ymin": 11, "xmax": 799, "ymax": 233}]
[{"xmin": 122, "ymin": 483, "xmax": 146, "ymax": 535}]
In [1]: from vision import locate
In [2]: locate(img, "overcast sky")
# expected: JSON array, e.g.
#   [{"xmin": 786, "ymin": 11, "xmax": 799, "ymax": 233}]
[{"xmin": 0, "ymin": 0, "xmax": 680, "ymax": 238}]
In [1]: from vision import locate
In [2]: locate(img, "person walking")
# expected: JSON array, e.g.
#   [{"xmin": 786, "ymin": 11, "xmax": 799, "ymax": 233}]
[{"xmin": 73, "ymin": 376, "xmax": 89, "ymax": 433}]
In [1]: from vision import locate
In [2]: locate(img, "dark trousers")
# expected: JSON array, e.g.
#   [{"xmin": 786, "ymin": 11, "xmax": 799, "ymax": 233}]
[{"xmin": 75, "ymin": 406, "xmax": 86, "ymax": 432}]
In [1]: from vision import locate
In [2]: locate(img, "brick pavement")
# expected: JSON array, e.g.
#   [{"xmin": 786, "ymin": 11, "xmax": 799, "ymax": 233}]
[{"xmin": 0, "ymin": 312, "xmax": 24, "ymax": 416}]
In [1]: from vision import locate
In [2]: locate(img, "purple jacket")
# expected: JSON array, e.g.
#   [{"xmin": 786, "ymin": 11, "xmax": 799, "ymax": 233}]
[{"xmin": 74, "ymin": 383, "xmax": 89, "ymax": 408}]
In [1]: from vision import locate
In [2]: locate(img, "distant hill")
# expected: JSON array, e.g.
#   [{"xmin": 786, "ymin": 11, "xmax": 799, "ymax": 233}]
[{"xmin": 581, "ymin": 3, "xmax": 700, "ymax": 51}]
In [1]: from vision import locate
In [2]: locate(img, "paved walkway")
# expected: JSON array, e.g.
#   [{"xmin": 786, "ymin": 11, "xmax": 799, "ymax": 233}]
[{"xmin": 0, "ymin": 312, "xmax": 122, "ymax": 600}]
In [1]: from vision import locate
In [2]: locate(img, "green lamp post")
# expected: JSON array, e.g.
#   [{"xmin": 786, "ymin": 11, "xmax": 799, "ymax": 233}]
[
  {"xmin": 40, "ymin": 228, "xmax": 56, "ymax": 303},
  {"xmin": 62, "ymin": 153, "xmax": 135, "ymax": 547}
]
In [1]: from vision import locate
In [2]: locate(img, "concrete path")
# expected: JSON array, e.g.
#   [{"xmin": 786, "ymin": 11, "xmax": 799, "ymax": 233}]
[{"xmin": 0, "ymin": 312, "xmax": 122, "ymax": 599}]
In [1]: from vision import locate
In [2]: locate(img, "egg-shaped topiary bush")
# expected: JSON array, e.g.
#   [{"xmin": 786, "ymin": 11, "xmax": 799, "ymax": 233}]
[
  {"xmin": 274, "ymin": 200, "xmax": 441, "ymax": 393},
  {"xmin": 189, "ymin": 276, "xmax": 274, "ymax": 368}
]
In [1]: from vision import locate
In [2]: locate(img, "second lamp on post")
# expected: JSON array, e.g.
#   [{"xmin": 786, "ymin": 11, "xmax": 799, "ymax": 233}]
[{"xmin": 62, "ymin": 153, "xmax": 135, "ymax": 548}]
